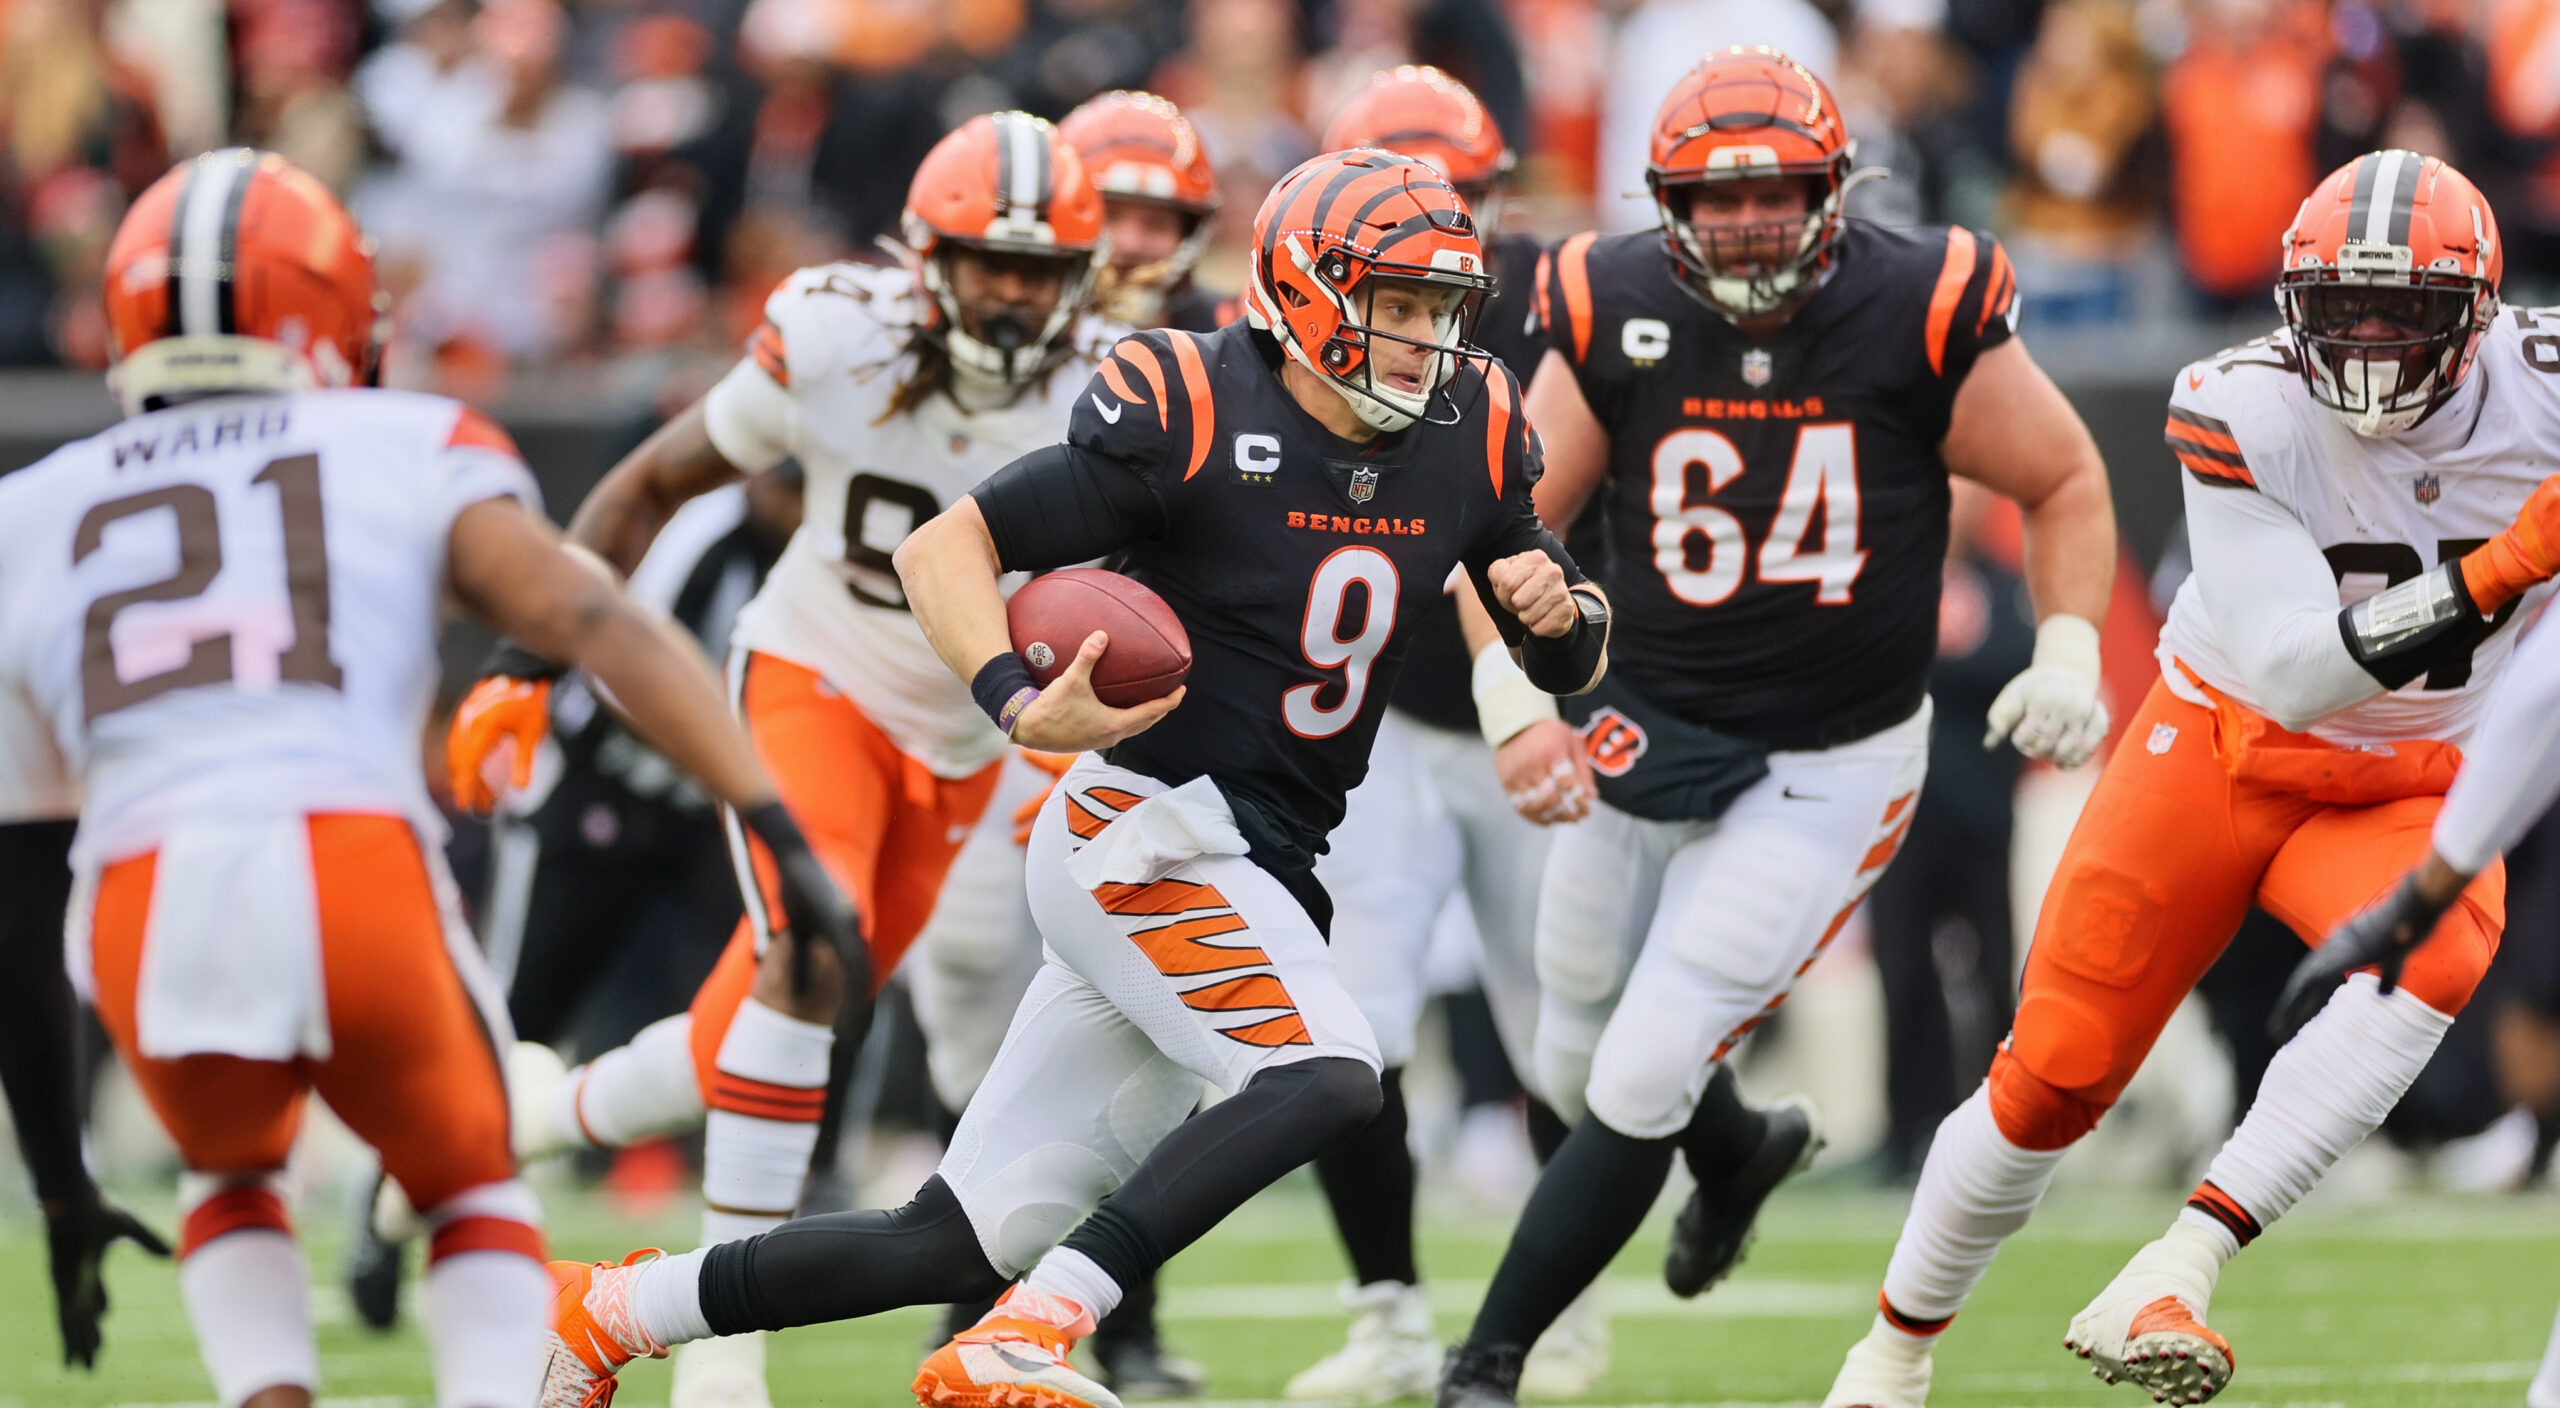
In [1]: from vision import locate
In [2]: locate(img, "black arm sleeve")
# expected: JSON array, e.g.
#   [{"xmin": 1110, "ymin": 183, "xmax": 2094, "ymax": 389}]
[
  {"xmin": 1463, "ymin": 525, "xmax": 1586, "ymax": 648},
  {"xmin": 0, "ymin": 819, "xmax": 87, "ymax": 1202},
  {"xmin": 972, "ymin": 442, "xmax": 1170, "ymax": 574}
]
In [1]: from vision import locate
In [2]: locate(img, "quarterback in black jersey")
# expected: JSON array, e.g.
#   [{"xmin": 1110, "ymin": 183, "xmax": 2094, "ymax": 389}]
[
  {"xmin": 525, "ymin": 149, "xmax": 1605, "ymax": 1408},
  {"xmin": 1438, "ymin": 48, "xmax": 2121, "ymax": 1408},
  {"xmin": 1285, "ymin": 66, "xmax": 1602, "ymax": 1403}
]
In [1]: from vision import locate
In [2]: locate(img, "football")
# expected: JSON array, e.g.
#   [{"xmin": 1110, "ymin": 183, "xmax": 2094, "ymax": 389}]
[{"xmin": 1006, "ymin": 568, "xmax": 1193, "ymax": 707}]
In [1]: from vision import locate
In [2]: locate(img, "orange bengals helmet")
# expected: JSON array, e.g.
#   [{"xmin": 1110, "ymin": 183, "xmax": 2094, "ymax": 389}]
[
  {"xmin": 2277, "ymin": 149, "xmax": 2502, "ymax": 437},
  {"xmin": 902, "ymin": 111, "xmax": 1107, "ymax": 385},
  {"xmin": 1243, "ymin": 148, "xmax": 1493, "ymax": 432},
  {"xmin": 1060, "ymin": 91, "xmax": 1219, "ymax": 323},
  {"xmin": 103, "ymin": 148, "xmax": 383, "ymax": 416},
  {"xmin": 1645, "ymin": 47, "xmax": 1853, "ymax": 321},
  {"xmin": 1323, "ymin": 66, "xmax": 1515, "ymax": 232}
]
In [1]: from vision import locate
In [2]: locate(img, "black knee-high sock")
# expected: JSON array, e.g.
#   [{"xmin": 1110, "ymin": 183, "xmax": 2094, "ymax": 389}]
[
  {"xmin": 1060, "ymin": 1057, "xmax": 1380, "ymax": 1295},
  {"xmin": 1524, "ymin": 1096, "xmax": 1569, "ymax": 1166},
  {"xmin": 1312, "ymin": 1065, "xmax": 1417, "ymax": 1285},
  {"xmin": 699, "ymin": 1175, "xmax": 1009, "ymax": 1335},
  {"xmin": 1465, "ymin": 1115, "xmax": 1675, "ymax": 1351},
  {"xmin": 1679, "ymin": 1063, "xmax": 1767, "ymax": 1184}
]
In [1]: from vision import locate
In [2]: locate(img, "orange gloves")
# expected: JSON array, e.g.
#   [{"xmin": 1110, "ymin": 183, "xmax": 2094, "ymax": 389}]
[
  {"xmin": 2463, "ymin": 475, "xmax": 2560, "ymax": 612},
  {"xmin": 446, "ymin": 676, "xmax": 552, "ymax": 813}
]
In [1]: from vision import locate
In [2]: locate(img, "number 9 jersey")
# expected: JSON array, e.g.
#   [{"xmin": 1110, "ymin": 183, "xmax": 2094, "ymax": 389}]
[
  {"xmin": 0, "ymin": 389, "xmax": 539, "ymax": 866},
  {"xmin": 1540, "ymin": 220, "xmax": 2017, "ymax": 749},
  {"xmin": 702, "ymin": 262, "xmax": 1113, "ymax": 778}
]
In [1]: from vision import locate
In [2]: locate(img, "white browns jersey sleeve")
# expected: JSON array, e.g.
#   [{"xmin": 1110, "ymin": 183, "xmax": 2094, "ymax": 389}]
[
  {"xmin": 0, "ymin": 388, "xmax": 538, "ymax": 867},
  {"xmin": 2154, "ymin": 315, "xmax": 2560, "ymax": 748},
  {"xmin": 2436, "ymin": 604, "xmax": 2560, "ymax": 872},
  {"xmin": 705, "ymin": 261, "xmax": 1109, "ymax": 778}
]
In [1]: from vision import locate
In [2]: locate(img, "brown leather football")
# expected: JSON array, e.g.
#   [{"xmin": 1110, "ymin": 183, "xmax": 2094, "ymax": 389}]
[{"xmin": 1006, "ymin": 568, "xmax": 1193, "ymax": 707}]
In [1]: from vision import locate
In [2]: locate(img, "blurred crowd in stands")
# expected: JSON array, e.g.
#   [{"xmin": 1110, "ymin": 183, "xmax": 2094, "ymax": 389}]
[{"xmin": 1, "ymin": 0, "xmax": 2557, "ymax": 386}]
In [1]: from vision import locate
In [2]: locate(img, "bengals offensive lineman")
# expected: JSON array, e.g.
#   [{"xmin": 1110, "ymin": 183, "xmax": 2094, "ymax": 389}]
[
  {"xmin": 442, "ymin": 111, "xmax": 1113, "ymax": 1408},
  {"xmin": 1439, "ymin": 47, "xmax": 2120, "ymax": 1407},
  {"xmin": 0, "ymin": 148, "xmax": 854, "ymax": 1408},
  {"xmin": 536, "ymin": 147, "xmax": 1603, "ymax": 1408},
  {"xmin": 1826, "ymin": 151, "xmax": 2560, "ymax": 1408}
]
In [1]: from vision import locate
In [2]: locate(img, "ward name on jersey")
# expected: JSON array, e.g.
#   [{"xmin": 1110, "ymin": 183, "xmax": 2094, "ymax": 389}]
[
  {"xmin": 989, "ymin": 322, "xmax": 1567, "ymax": 858},
  {"xmin": 0, "ymin": 389, "xmax": 537, "ymax": 866},
  {"xmin": 1543, "ymin": 219, "xmax": 2017, "ymax": 749},
  {"xmin": 705, "ymin": 261, "xmax": 1113, "ymax": 777},
  {"xmin": 2158, "ymin": 308, "xmax": 2560, "ymax": 747}
]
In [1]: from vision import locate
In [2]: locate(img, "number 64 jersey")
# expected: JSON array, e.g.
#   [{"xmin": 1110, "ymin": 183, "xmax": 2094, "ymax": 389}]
[
  {"xmin": 2157, "ymin": 309, "xmax": 2560, "ymax": 747},
  {"xmin": 0, "ymin": 388, "xmax": 539, "ymax": 868}
]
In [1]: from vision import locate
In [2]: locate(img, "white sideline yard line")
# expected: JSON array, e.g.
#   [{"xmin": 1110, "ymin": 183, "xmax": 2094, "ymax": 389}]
[{"xmin": 1161, "ymin": 1277, "xmax": 1866, "ymax": 1320}]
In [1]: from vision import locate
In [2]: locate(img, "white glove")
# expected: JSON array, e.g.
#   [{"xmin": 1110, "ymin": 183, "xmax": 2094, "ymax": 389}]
[{"xmin": 1984, "ymin": 614, "xmax": 2108, "ymax": 769}]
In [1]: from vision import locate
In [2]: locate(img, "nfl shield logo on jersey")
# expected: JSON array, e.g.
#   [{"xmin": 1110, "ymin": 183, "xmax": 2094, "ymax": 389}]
[
  {"xmin": 1741, "ymin": 349, "xmax": 1773, "ymax": 387},
  {"xmin": 2414, "ymin": 472, "xmax": 2441, "ymax": 505},
  {"xmin": 1349, "ymin": 465, "xmax": 1379, "ymax": 504}
]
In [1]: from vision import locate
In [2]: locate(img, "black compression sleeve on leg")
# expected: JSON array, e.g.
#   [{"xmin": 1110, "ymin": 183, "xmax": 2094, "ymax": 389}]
[
  {"xmin": 1466, "ymin": 1115, "xmax": 1675, "ymax": 1352},
  {"xmin": 1312, "ymin": 1066, "xmax": 1418, "ymax": 1286},
  {"xmin": 1524, "ymin": 1097, "xmax": 1569, "ymax": 1165},
  {"xmin": 1678, "ymin": 1063, "xmax": 1768, "ymax": 1184},
  {"xmin": 0, "ymin": 821, "xmax": 86, "ymax": 1202},
  {"xmin": 699, "ymin": 1175, "xmax": 1008, "ymax": 1335},
  {"xmin": 1060, "ymin": 1057, "xmax": 1381, "ymax": 1293}
]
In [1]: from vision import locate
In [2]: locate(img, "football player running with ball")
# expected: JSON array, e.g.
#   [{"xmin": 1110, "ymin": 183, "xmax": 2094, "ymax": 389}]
[
  {"xmin": 1438, "ymin": 47, "xmax": 2119, "ymax": 1408},
  {"xmin": 446, "ymin": 111, "xmax": 1113, "ymax": 1408},
  {"xmin": 1826, "ymin": 151, "xmax": 2554, "ymax": 1408},
  {"xmin": 535, "ymin": 147, "xmax": 1606, "ymax": 1408}
]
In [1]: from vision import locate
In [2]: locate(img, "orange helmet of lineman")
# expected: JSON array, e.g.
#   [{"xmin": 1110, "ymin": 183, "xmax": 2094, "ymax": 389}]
[
  {"xmin": 103, "ymin": 148, "xmax": 384, "ymax": 416},
  {"xmin": 1060, "ymin": 91, "xmax": 1218, "ymax": 325},
  {"xmin": 902, "ymin": 111, "xmax": 1107, "ymax": 384},
  {"xmin": 1243, "ymin": 148, "xmax": 1493, "ymax": 432},
  {"xmin": 1644, "ymin": 47, "xmax": 1854, "ymax": 322},
  {"xmin": 2277, "ymin": 149, "xmax": 2502, "ymax": 437},
  {"xmin": 1322, "ymin": 66, "xmax": 1515, "ymax": 235}
]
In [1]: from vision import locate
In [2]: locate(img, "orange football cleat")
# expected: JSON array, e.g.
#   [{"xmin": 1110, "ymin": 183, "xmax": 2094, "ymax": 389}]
[
  {"xmin": 538, "ymin": 1250, "xmax": 668, "ymax": 1408},
  {"xmin": 912, "ymin": 1286, "xmax": 1122, "ymax": 1408},
  {"xmin": 2065, "ymin": 1292, "xmax": 2235, "ymax": 1405}
]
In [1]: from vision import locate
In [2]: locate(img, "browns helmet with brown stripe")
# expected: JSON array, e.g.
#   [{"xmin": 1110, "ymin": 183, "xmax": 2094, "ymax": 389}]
[
  {"xmin": 903, "ymin": 111, "xmax": 1107, "ymax": 386},
  {"xmin": 1645, "ymin": 47, "xmax": 1854, "ymax": 322},
  {"xmin": 103, "ymin": 148, "xmax": 384, "ymax": 417},
  {"xmin": 1061, "ymin": 91, "xmax": 1219, "ymax": 325},
  {"xmin": 2277, "ymin": 149, "xmax": 2501, "ymax": 437},
  {"xmin": 1322, "ymin": 66, "xmax": 1515, "ymax": 236},
  {"xmin": 1243, "ymin": 148, "xmax": 1494, "ymax": 433}
]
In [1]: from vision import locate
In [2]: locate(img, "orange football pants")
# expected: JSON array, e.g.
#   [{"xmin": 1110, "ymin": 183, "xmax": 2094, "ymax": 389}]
[
  {"xmin": 1991, "ymin": 681, "xmax": 2504, "ymax": 1150},
  {"xmin": 88, "ymin": 814, "xmax": 521, "ymax": 1222},
  {"xmin": 689, "ymin": 651, "xmax": 1001, "ymax": 1094}
]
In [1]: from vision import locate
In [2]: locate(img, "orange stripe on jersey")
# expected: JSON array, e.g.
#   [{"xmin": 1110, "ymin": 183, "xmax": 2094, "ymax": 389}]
[
  {"xmin": 1220, "ymin": 1013, "xmax": 1313, "ymax": 1047},
  {"xmin": 1532, "ymin": 248, "xmax": 1554, "ymax": 335},
  {"xmin": 1086, "ymin": 786, "xmax": 1149, "ymax": 812},
  {"xmin": 1098, "ymin": 355, "xmax": 1142, "ymax": 406},
  {"xmin": 1066, "ymin": 796, "xmax": 1115, "ymax": 839},
  {"xmin": 1978, "ymin": 244, "xmax": 2016, "ymax": 333},
  {"xmin": 1165, "ymin": 331, "xmax": 1215, "ymax": 479},
  {"xmin": 1130, "ymin": 919, "xmax": 1269, "ymax": 977},
  {"xmin": 1557, "ymin": 232, "xmax": 1597, "ymax": 363},
  {"xmin": 1118, "ymin": 342, "xmax": 1170, "ymax": 430},
  {"xmin": 1141, "ymin": 913, "xmax": 1255, "ymax": 945},
  {"xmin": 1093, "ymin": 878, "xmax": 1222, "ymax": 916},
  {"xmin": 2176, "ymin": 449, "xmax": 2257, "ymax": 489},
  {"xmin": 446, "ymin": 406, "xmax": 521, "ymax": 459},
  {"xmin": 1882, "ymin": 790, "xmax": 1915, "ymax": 825},
  {"xmin": 2165, "ymin": 406, "xmax": 2241, "ymax": 454},
  {"xmin": 749, "ymin": 321, "xmax": 790, "ymax": 388},
  {"xmin": 1860, "ymin": 813, "xmax": 1914, "ymax": 874},
  {"xmin": 1924, "ymin": 228, "xmax": 1978, "ymax": 376},
  {"xmin": 1179, "ymin": 973, "xmax": 1298, "ymax": 1012},
  {"xmin": 1484, "ymin": 366, "xmax": 1515, "ymax": 500}
]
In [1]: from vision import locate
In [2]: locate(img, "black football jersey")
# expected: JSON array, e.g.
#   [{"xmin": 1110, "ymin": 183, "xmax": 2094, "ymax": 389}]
[
  {"xmin": 1387, "ymin": 230, "xmax": 1550, "ymax": 734},
  {"xmin": 1540, "ymin": 219, "xmax": 2017, "ymax": 750},
  {"xmin": 1065, "ymin": 322, "xmax": 1561, "ymax": 854}
]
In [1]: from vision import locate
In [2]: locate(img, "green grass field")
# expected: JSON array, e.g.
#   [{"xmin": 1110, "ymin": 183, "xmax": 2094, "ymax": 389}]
[{"xmin": 4, "ymin": 1175, "xmax": 2555, "ymax": 1407}]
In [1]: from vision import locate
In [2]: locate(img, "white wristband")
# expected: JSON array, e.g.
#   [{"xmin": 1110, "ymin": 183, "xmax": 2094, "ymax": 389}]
[
  {"xmin": 1473, "ymin": 642, "xmax": 1560, "ymax": 747},
  {"xmin": 2033, "ymin": 613, "xmax": 2102, "ymax": 681}
]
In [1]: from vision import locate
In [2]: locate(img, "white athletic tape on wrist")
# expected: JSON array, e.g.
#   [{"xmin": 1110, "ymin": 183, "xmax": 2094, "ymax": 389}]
[
  {"xmin": 1473, "ymin": 644, "xmax": 1559, "ymax": 747},
  {"xmin": 2032, "ymin": 613, "xmax": 2102, "ymax": 681}
]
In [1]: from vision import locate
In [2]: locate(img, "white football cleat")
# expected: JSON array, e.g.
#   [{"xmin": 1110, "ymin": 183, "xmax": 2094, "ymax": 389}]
[
  {"xmin": 2063, "ymin": 1232, "xmax": 2233, "ymax": 1405},
  {"xmin": 672, "ymin": 1332, "xmax": 773, "ymax": 1408},
  {"xmin": 1518, "ymin": 1284, "xmax": 1609, "ymax": 1400},
  {"xmin": 1283, "ymin": 1280, "xmax": 1439, "ymax": 1403},
  {"xmin": 1821, "ymin": 1324, "xmax": 1934, "ymax": 1408},
  {"xmin": 510, "ymin": 1040, "xmax": 576, "ymax": 1163}
]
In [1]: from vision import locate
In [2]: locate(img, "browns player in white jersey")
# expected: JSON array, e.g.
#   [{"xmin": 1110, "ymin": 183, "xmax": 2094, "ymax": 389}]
[
  {"xmin": 440, "ymin": 111, "xmax": 1112, "ymax": 1407},
  {"xmin": 0, "ymin": 148, "xmax": 854, "ymax": 1408},
  {"xmin": 1825, "ymin": 151, "xmax": 2560, "ymax": 1408}
]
